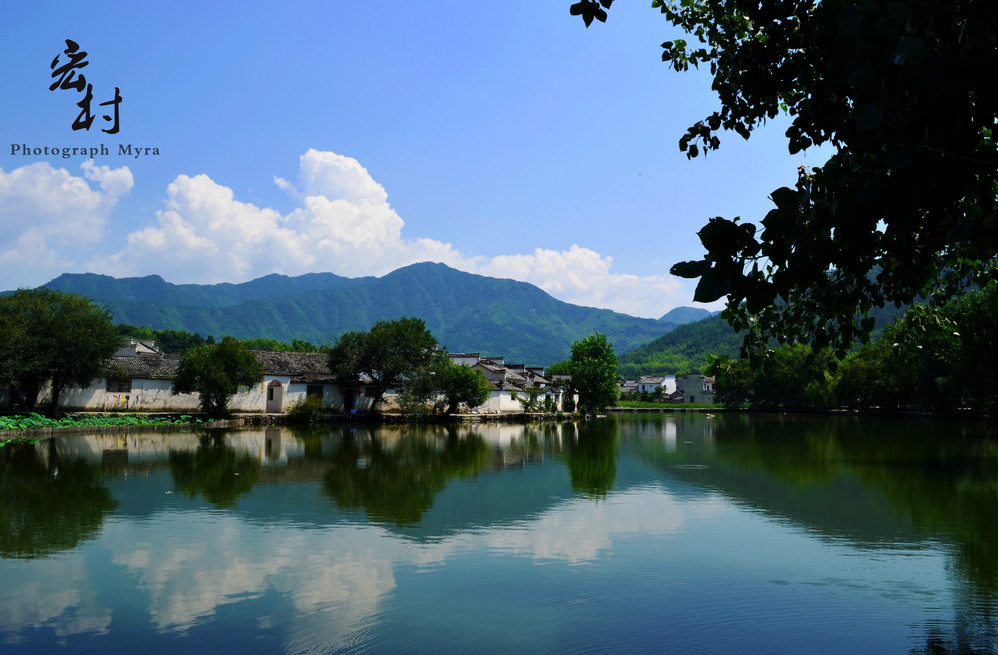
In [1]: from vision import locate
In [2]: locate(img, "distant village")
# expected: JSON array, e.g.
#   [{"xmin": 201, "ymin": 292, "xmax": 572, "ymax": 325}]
[{"xmin": 19, "ymin": 339, "xmax": 716, "ymax": 415}]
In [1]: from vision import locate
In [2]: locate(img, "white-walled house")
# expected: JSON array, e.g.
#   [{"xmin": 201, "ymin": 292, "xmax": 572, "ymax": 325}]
[
  {"xmin": 448, "ymin": 353, "xmax": 568, "ymax": 413},
  {"xmin": 636, "ymin": 375, "xmax": 677, "ymax": 395},
  {"xmin": 18, "ymin": 342, "xmax": 566, "ymax": 416},
  {"xmin": 243, "ymin": 351, "xmax": 370, "ymax": 414},
  {"xmin": 676, "ymin": 373, "xmax": 715, "ymax": 404},
  {"xmin": 33, "ymin": 346, "xmax": 370, "ymax": 414}
]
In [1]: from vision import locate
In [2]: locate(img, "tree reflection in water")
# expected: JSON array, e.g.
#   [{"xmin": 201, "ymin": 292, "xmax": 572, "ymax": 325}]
[
  {"xmin": 563, "ymin": 420, "xmax": 619, "ymax": 499},
  {"xmin": 168, "ymin": 432, "xmax": 261, "ymax": 508},
  {"xmin": 0, "ymin": 439, "xmax": 117, "ymax": 559},
  {"xmin": 634, "ymin": 413, "xmax": 998, "ymax": 655},
  {"xmin": 323, "ymin": 424, "xmax": 490, "ymax": 525}
]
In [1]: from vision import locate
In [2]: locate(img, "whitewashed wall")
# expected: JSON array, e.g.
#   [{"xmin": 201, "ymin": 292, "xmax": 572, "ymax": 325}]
[
  {"xmin": 38, "ymin": 378, "xmax": 202, "ymax": 412},
  {"xmin": 37, "ymin": 376, "xmax": 355, "ymax": 414}
]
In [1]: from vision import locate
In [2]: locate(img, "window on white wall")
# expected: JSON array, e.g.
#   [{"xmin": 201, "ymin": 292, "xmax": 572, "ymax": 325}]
[{"xmin": 106, "ymin": 379, "xmax": 131, "ymax": 393}]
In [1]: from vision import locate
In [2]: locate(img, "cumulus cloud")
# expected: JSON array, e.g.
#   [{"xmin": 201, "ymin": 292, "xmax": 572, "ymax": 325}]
[
  {"xmin": 94, "ymin": 149, "xmax": 473, "ymax": 282},
  {"xmin": 62, "ymin": 149, "xmax": 691, "ymax": 316},
  {"xmin": 0, "ymin": 550, "xmax": 112, "ymax": 642},
  {"xmin": 479, "ymin": 245, "xmax": 687, "ymax": 318},
  {"xmin": 0, "ymin": 160, "xmax": 132, "ymax": 282},
  {"xmin": 95, "ymin": 173, "xmax": 307, "ymax": 282}
]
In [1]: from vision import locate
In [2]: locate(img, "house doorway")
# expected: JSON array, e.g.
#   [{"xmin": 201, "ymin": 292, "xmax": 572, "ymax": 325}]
[{"xmin": 265, "ymin": 380, "xmax": 283, "ymax": 413}]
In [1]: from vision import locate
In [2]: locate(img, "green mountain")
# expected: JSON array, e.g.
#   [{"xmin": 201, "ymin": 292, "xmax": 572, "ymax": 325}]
[
  {"xmin": 658, "ymin": 306, "xmax": 716, "ymax": 324},
  {"xmin": 617, "ymin": 314, "xmax": 744, "ymax": 377},
  {"xmin": 43, "ymin": 271, "xmax": 370, "ymax": 307},
  {"xmin": 39, "ymin": 262, "xmax": 678, "ymax": 366},
  {"xmin": 622, "ymin": 300, "xmax": 908, "ymax": 377}
]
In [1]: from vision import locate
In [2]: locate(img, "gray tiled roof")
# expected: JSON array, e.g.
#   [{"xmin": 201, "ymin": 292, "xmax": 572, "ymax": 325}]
[
  {"xmin": 104, "ymin": 354, "xmax": 180, "ymax": 379},
  {"xmin": 102, "ymin": 350, "xmax": 335, "ymax": 381},
  {"xmin": 250, "ymin": 351, "xmax": 332, "ymax": 376}
]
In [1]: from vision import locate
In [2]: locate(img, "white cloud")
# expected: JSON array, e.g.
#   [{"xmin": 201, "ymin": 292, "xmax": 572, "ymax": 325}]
[
  {"xmin": 95, "ymin": 173, "xmax": 307, "ymax": 281},
  {"xmin": 94, "ymin": 150, "xmax": 473, "ymax": 282},
  {"xmin": 0, "ymin": 551, "xmax": 112, "ymax": 642},
  {"xmin": 479, "ymin": 245, "xmax": 687, "ymax": 318},
  {"xmin": 0, "ymin": 160, "xmax": 132, "ymax": 282},
  {"xmin": 10, "ymin": 149, "xmax": 698, "ymax": 316}
]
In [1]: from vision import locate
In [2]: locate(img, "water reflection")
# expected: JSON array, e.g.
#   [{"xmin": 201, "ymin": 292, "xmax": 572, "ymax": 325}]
[
  {"xmin": 1, "ymin": 439, "xmax": 117, "ymax": 559},
  {"xmin": 563, "ymin": 420, "xmax": 619, "ymax": 499},
  {"xmin": 169, "ymin": 435, "xmax": 261, "ymax": 508},
  {"xmin": 0, "ymin": 416, "xmax": 996, "ymax": 653},
  {"xmin": 322, "ymin": 424, "xmax": 491, "ymax": 525},
  {"xmin": 622, "ymin": 413, "xmax": 998, "ymax": 654}
]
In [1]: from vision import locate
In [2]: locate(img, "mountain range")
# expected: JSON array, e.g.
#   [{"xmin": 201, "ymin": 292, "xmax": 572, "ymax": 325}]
[{"xmin": 35, "ymin": 262, "xmax": 715, "ymax": 365}]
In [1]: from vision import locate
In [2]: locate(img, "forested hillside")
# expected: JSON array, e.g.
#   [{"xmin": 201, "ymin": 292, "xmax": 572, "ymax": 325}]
[
  {"xmin": 617, "ymin": 315, "xmax": 743, "ymax": 377},
  {"xmin": 38, "ymin": 263, "xmax": 678, "ymax": 366}
]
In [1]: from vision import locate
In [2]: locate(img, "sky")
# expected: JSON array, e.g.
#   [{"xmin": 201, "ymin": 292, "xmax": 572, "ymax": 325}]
[{"xmin": 0, "ymin": 2, "xmax": 827, "ymax": 319}]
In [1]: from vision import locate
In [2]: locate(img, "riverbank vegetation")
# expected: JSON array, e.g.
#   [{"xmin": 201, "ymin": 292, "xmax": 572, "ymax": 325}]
[
  {"xmin": 708, "ymin": 283, "xmax": 998, "ymax": 414},
  {"xmin": 0, "ymin": 288, "xmax": 121, "ymax": 415},
  {"xmin": 0, "ymin": 413, "xmax": 211, "ymax": 443}
]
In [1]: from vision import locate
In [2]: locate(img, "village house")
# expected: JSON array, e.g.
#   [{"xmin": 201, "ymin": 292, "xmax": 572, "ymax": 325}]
[
  {"xmin": 32, "ymin": 342, "xmax": 371, "ymax": 414},
  {"xmin": 21, "ymin": 343, "xmax": 567, "ymax": 416},
  {"xmin": 676, "ymin": 373, "xmax": 715, "ymax": 404},
  {"xmin": 459, "ymin": 354, "xmax": 568, "ymax": 413},
  {"xmin": 619, "ymin": 379, "xmax": 638, "ymax": 396},
  {"xmin": 637, "ymin": 375, "xmax": 677, "ymax": 396}
]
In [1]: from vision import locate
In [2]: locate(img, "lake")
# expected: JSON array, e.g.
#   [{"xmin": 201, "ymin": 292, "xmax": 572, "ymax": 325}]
[{"xmin": 2, "ymin": 413, "xmax": 996, "ymax": 654}]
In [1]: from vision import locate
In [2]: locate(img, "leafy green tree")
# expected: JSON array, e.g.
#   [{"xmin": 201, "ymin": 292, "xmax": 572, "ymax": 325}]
[
  {"xmin": 114, "ymin": 324, "xmax": 209, "ymax": 353},
  {"xmin": 238, "ymin": 337, "xmax": 284, "ymax": 351},
  {"xmin": 510, "ymin": 386, "xmax": 544, "ymax": 414},
  {"xmin": 115, "ymin": 323, "xmax": 156, "ymax": 340},
  {"xmin": 393, "ymin": 355, "xmax": 441, "ymax": 419},
  {"xmin": 0, "ymin": 288, "xmax": 121, "ymax": 414},
  {"xmin": 326, "ymin": 317, "xmax": 439, "ymax": 414},
  {"xmin": 833, "ymin": 282, "xmax": 997, "ymax": 412},
  {"xmin": 546, "ymin": 360, "xmax": 572, "ymax": 376},
  {"xmin": 834, "ymin": 306, "xmax": 955, "ymax": 410},
  {"xmin": 291, "ymin": 338, "xmax": 319, "ymax": 352},
  {"xmin": 575, "ymin": 1, "xmax": 998, "ymax": 358},
  {"xmin": 172, "ymin": 337, "xmax": 264, "ymax": 417},
  {"xmin": 238, "ymin": 337, "xmax": 320, "ymax": 352},
  {"xmin": 569, "ymin": 332, "xmax": 620, "ymax": 414},
  {"xmin": 941, "ymin": 281, "xmax": 998, "ymax": 413},
  {"xmin": 437, "ymin": 358, "xmax": 492, "ymax": 415},
  {"xmin": 708, "ymin": 345, "xmax": 833, "ymax": 409},
  {"xmin": 154, "ymin": 328, "xmax": 212, "ymax": 352}
]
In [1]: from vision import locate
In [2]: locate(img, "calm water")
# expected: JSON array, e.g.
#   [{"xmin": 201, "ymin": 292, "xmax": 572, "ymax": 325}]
[{"xmin": 2, "ymin": 413, "xmax": 997, "ymax": 654}]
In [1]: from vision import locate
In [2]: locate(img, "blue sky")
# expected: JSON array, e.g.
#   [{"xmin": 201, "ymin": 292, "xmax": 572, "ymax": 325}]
[{"xmin": 1, "ymin": 2, "xmax": 826, "ymax": 318}]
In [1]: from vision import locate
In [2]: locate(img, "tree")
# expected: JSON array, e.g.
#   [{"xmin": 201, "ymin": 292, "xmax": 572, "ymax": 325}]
[
  {"xmin": 708, "ymin": 345, "xmax": 834, "ymax": 409},
  {"xmin": 546, "ymin": 360, "xmax": 572, "ymax": 376},
  {"xmin": 569, "ymin": 332, "xmax": 620, "ymax": 414},
  {"xmin": 941, "ymin": 281, "xmax": 998, "ymax": 413},
  {"xmin": 326, "ymin": 317, "xmax": 439, "ymax": 414},
  {"xmin": 172, "ymin": 337, "xmax": 264, "ymax": 417},
  {"xmin": 833, "ymin": 306, "xmax": 954, "ymax": 410},
  {"xmin": 114, "ymin": 324, "xmax": 209, "ymax": 353},
  {"xmin": 510, "ymin": 386, "xmax": 544, "ymax": 414},
  {"xmin": 0, "ymin": 288, "xmax": 120, "ymax": 414},
  {"xmin": 574, "ymin": 1, "xmax": 998, "ymax": 358},
  {"xmin": 833, "ymin": 281, "xmax": 998, "ymax": 412},
  {"xmin": 436, "ymin": 359, "xmax": 492, "ymax": 415}
]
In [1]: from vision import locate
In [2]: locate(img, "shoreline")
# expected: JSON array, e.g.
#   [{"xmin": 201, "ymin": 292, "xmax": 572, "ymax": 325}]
[{"xmin": 3, "ymin": 405, "xmax": 988, "ymax": 440}]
